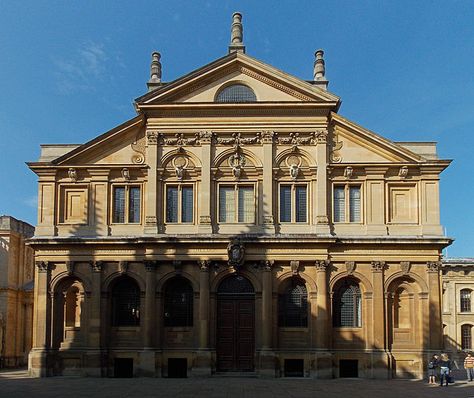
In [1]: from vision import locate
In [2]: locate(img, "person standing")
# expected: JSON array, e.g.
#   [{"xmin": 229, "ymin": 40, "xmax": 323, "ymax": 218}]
[
  {"xmin": 464, "ymin": 352, "xmax": 474, "ymax": 382},
  {"xmin": 428, "ymin": 354, "xmax": 439, "ymax": 384},
  {"xmin": 438, "ymin": 353, "xmax": 452, "ymax": 387}
]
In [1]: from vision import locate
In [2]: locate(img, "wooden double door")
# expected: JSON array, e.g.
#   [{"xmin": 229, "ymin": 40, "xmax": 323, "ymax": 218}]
[{"xmin": 216, "ymin": 276, "xmax": 255, "ymax": 372}]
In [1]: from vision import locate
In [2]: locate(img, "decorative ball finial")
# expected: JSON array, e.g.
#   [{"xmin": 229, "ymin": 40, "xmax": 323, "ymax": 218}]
[
  {"xmin": 229, "ymin": 12, "xmax": 245, "ymax": 54},
  {"xmin": 313, "ymin": 49, "xmax": 325, "ymax": 81}
]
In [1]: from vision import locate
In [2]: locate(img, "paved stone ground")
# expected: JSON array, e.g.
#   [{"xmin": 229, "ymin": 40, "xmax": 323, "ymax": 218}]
[{"xmin": 1, "ymin": 369, "xmax": 474, "ymax": 398}]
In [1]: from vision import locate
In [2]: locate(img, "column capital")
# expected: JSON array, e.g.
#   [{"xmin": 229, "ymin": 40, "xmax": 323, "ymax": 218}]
[
  {"xmin": 427, "ymin": 261, "xmax": 441, "ymax": 273},
  {"xmin": 260, "ymin": 260, "xmax": 274, "ymax": 272},
  {"xmin": 371, "ymin": 261, "xmax": 386, "ymax": 273},
  {"xmin": 315, "ymin": 259, "xmax": 330, "ymax": 272},
  {"xmin": 146, "ymin": 131, "xmax": 159, "ymax": 145},
  {"xmin": 90, "ymin": 260, "xmax": 103, "ymax": 273},
  {"xmin": 36, "ymin": 261, "xmax": 50, "ymax": 273},
  {"xmin": 144, "ymin": 260, "xmax": 158, "ymax": 272},
  {"xmin": 198, "ymin": 260, "xmax": 211, "ymax": 272}
]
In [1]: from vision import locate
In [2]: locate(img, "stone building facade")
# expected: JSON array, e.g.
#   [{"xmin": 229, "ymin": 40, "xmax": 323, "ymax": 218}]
[
  {"xmin": 0, "ymin": 215, "xmax": 35, "ymax": 367},
  {"xmin": 27, "ymin": 14, "xmax": 451, "ymax": 378},
  {"xmin": 442, "ymin": 258, "xmax": 474, "ymax": 366}
]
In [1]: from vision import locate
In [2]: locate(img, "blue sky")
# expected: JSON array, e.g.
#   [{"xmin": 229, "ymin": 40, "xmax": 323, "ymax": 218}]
[{"xmin": 0, "ymin": 1, "xmax": 473, "ymax": 257}]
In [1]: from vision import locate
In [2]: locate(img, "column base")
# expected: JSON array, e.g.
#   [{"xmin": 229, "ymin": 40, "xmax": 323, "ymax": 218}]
[
  {"xmin": 138, "ymin": 350, "xmax": 156, "ymax": 377},
  {"xmin": 28, "ymin": 348, "xmax": 51, "ymax": 377},
  {"xmin": 314, "ymin": 351, "xmax": 333, "ymax": 379},
  {"xmin": 258, "ymin": 350, "xmax": 276, "ymax": 378},
  {"xmin": 192, "ymin": 350, "xmax": 212, "ymax": 377}
]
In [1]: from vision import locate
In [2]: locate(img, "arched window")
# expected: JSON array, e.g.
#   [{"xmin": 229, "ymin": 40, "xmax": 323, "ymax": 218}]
[
  {"xmin": 111, "ymin": 277, "xmax": 141, "ymax": 326},
  {"xmin": 393, "ymin": 287, "xmax": 411, "ymax": 328},
  {"xmin": 65, "ymin": 285, "xmax": 81, "ymax": 327},
  {"xmin": 460, "ymin": 289, "xmax": 472, "ymax": 312},
  {"xmin": 461, "ymin": 324, "xmax": 472, "ymax": 350},
  {"xmin": 164, "ymin": 277, "xmax": 193, "ymax": 327},
  {"xmin": 215, "ymin": 84, "xmax": 257, "ymax": 103},
  {"xmin": 278, "ymin": 278, "xmax": 308, "ymax": 327},
  {"xmin": 333, "ymin": 280, "xmax": 361, "ymax": 327}
]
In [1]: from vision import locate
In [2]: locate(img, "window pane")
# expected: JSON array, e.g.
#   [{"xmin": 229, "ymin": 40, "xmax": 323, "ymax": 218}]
[
  {"xmin": 216, "ymin": 84, "xmax": 257, "ymax": 103},
  {"xmin": 164, "ymin": 278, "xmax": 193, "ymax": 327},
  {"xmin": 181, "ymin": 186, "xmax": 193, "ymax": 223},
  {"xmin": 112, "ymin": 278, "xmax": 140, "ymax": 326},
  {"xmin": 166, "ymin": 186, "xmax": 179, "ymax": 223},
  {"xmin": 334, "ymin": 186, "xmax": 345, "ymax": 222},
  {"xmin": 295, "ymin": 186, "xmax": 307, "ymax": 223},
  {"xmin": 334, "ymin": 282, "xmax": 361, "ymax": 327},
  {"xmin": 219, "ymin": 186, "xmax": 235, "ymax": 223},
  {"xmin": 113, "ymin": 187, "xmax": 125, "ymax": 223},
  {"xmin": 461, "ymin": 289, "xmax": 471, "ymax": 312},
  {"xmin": 280, "ymin": 185, "xmax": 291, "ymax": 222},
  {"xmin": 128, "ymin": 187, "xmax": 141, "ymax": 223},
  {"xmin": 238, "ymin": 186, "xmax": 254, "ymax": 223},
  {"xmin": 462, "ymin": 324, "xmax": 472, "ymax": 350},
  {"xmin": 349, "ymin": 186, "xmax": 361, "ymax": 222},
  {"xmin": 278, "ymin": 279, "xmax": 308, "ymax": 327}
]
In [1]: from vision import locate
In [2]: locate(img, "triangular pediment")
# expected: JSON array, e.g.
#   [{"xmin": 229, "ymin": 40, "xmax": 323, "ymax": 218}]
[
  {"xmin": 52, "ymin": 116, "xmax": 146, "ymax": 166},
  {"xmin": 330, "ymin": 113, "xmax": 424, "ymax": 163},
  {"xmin": 135, "ymin": 52, "xmax": 340, "ymax": 106}
]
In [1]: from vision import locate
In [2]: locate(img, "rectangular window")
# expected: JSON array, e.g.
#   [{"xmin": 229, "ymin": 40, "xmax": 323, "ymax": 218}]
[
  {"xmin": 113, "ymin": 186, "xmax": 141, "ymax": 224},
  {"xmin": 279, "ymin": 184, "xmax": 308, "ymax": 223},
  {"xmin": 219, "ymin": 185, "xmax": 254, "ymax": 223},
  {"xmin": 166, "ymin": 185, "xmax": 194, "ymax": 223},
  {"xmin": 333, "ymin": 185, "xmax": 362, "ymax": 223}
]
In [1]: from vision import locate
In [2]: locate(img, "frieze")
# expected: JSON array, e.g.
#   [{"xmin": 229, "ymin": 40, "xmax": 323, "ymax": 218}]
[
  {"xmin": 215, "ymin": 132, "xmax": 262, "ymax": 147},
  {"xmin": 159, "ymin": 132, "xmax": 201, "ymax": 146}
]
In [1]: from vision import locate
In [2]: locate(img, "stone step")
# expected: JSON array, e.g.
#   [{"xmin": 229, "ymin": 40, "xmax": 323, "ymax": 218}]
[{"xmin": 214, "ymin": 371, "xmax": 258, "ymax": 378}]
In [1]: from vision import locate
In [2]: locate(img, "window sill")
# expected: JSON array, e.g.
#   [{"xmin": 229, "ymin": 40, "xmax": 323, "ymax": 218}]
[{"xmin": 333, "ymin": 327, "xmax": 363, "ymax": 330}]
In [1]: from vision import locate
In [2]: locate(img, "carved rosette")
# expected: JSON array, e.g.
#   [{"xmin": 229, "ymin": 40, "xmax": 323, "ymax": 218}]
[
  {"xmin": 427, "ymin": 261, "xmax": 441, "ymax": 273},
  {"xmin": 371, "ymin": 261, "xmax": 386, "ymax": 273},
  {"xmin": 36, "ymin": 261, "xmax": 49, "ymax": 273}
]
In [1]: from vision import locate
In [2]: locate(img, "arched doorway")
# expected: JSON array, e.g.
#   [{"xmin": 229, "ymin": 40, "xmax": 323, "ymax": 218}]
[{"xmin": 216, "ymin": 274, "xmax": 255, "ymax": 372}]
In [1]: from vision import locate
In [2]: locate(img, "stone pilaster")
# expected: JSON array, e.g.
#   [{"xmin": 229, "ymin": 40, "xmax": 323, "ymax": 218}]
[
  {"xmin": 259, "ymin": 260, "xmax": 275, "ymax": 378},
  {"xmin": 140, "ymin": 260, "xmax": 157, "ymax": 376},
  {"xmin": 194, "ymin": 260, "xmax": 211, "ymax": 376},
  {"xmin": 315, "ymin": 131, "xmax": 330, "ymax": 234},
  {"xmin": 198, "ymin": 132, "xmax": 213, "ymax": 233},
  {"xmin": 427, "ymin": 261, "xmax": 442, "ymax": 349},
  {"xmin": 262, "ymin": 131, "xmax": 275, "ymax": 233},
  {"xmin": 29, "ymin": 261, "xmax": 51, "ymax": 377},
  {"xmin": 144, "ymin": 131, "xmax": 159, "ymax": 234},
  {"xmin": 315, "ymin": 260, "xmax": 329, "ymax": 348}
]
